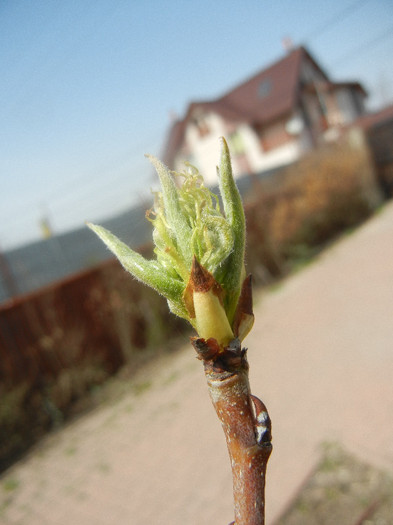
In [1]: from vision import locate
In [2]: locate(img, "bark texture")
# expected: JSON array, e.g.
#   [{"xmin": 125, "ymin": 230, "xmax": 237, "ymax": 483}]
[{"xmin": 192, "ymin": 337, "xmax": 272, "ymax": 525}]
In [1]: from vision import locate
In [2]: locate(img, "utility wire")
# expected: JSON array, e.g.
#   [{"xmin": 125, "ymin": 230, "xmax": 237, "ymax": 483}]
[
  {"xmin": 44, "ymin": 132, "xmax": 162, "ymax": 203},
  {"xmin": 304, "ymin": 0, "xmax": 371, "ymax": 41},
  {"xmin": 331, "ymin": 23, "xmax": 393, "ymax": 68},
  {"xmin": 0, "ymin": 130, "xmax": 161, "ymax": 221}
]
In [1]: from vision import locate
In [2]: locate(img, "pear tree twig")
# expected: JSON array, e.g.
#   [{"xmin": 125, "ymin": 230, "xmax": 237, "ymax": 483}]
[
  {"xmin": 88, "ymin": 138, "xmax": 272, "ymax": 524},
  {"xmin": 191, "ymin": 262, "xmax": 272, "ymax": 525}
]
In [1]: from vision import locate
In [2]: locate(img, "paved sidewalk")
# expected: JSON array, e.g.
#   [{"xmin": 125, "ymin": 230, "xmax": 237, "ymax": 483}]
[{"xmin": 1, "ymin": 203, "xmax": 393, "ymax": 524}]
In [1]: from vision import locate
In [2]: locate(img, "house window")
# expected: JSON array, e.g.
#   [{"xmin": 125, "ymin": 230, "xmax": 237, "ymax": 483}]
[{"xmin": 258, "ymin": 78, "xmax": 272, "ymax": 98}]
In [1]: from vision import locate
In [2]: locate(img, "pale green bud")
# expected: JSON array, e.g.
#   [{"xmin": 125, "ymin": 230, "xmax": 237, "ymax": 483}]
[{"xmin": 88, "ymin": 138, "xmax": 251, "ymax": 344}]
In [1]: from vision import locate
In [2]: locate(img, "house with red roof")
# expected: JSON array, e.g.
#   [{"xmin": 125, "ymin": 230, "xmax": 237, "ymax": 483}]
[{"xmin": 163, "ymin": 46, "xmax": 367, "ymax": 184}]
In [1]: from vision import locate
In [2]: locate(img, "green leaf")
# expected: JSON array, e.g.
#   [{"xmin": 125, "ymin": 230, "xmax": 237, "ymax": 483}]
[
  {"xmin": 145, "ymin": 155, "xmax": 193, "ymax": 268},
  {"xmin": 87, "ymin": 223, "xmax": 184, "ymax": 302},
  {"xmin": 167, "ymin": 298, "xmax": 195, "ymax": 325},
  {"xmin": 216, "ymin": 137, "xmax": 246, "ymax": 320}
]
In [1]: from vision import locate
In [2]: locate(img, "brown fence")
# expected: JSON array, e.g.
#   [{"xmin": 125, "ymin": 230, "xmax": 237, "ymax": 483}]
[
  {"xmin": 0, "ymin": 250, "xmax": 187, "ymax": 471},
  {"xmin": 0, "ymin": 252, "xmax": 189, "ymax": 387}
]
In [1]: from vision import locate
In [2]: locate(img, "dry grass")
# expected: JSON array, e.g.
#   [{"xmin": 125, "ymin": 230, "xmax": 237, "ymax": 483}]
[
  {"xmin": 245, "ymin": 142, "xmax": 379, "ymax": 282},
  {"xmin": 274, "ymin": 444, "xmax": 393, "ymax": 525}
]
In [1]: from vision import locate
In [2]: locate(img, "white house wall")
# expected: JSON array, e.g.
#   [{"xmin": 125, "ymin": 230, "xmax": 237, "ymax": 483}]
[
  {"xmin": 179, "ymin": 112, "xmax": 228, "ymax": 185},
  {"xmin": 231, "ymin": 122, "xmax": 303, "ymax": 174},
  {"xmin": 335, "ymin": 89, "xmax": 362, "ymax": 124},
  {"xmin": 253, "ymin": 139, "xmax": 301, "ymax": 172},
  {"xmin": 230, "ymin": 125, "xmax": 261, "ymax": 174},
  {"xmin": 174, "ymin": 112, "xmax": 304, "ymax": 184}
]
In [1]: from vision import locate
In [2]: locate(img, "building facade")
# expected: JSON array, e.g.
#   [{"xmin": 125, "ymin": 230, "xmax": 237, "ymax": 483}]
[{"xmin": 163, "ymin": 46, "xmax": 367, "ymax": 184}]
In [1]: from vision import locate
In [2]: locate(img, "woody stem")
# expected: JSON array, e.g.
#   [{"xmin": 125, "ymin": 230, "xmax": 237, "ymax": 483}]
[{"xmin": 192, "ymin": 339, "xmax": 272, "ymax": 525}]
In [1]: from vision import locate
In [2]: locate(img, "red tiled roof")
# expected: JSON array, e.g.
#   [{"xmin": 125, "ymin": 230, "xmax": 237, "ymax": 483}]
[
  {"xmin": 162, "ymin": 46, "xmax": 331, "ymax": 167},
  {"xmin": 349, "ymin": 102, "xmax": 393, "ymax": 130},
  {"xmin": 218, "ymin": 46, "xmax": 306, "ymax": 124},
  {"xmin": 303, "ymin": 80, "xmax": 367, "ymax": 97}
]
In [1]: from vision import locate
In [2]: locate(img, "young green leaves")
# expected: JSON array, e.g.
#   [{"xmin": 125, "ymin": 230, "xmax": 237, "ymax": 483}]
[{"xmin": 88, "ymin": 138, "xmax": 253, "ymax": 347}]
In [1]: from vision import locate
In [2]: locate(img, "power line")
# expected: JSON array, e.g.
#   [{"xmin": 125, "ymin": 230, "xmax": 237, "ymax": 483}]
[
  {"xmin": 0, "ymin": 150, "xmax": 156, "ymax": 245},
  {"xmin": 44, "ymin": 131, "xmax": 163, "ymax": 203},
  {"xmin": 0, "ymin": 130, "xmax": 162, "ymax": 222},
  {"xmin": 331, "ymin": 23, "xmax": 393, "ymax": 68},
  {"xmin": 304, "ymin": 0, "xmax": 371, "ymax": 42}
]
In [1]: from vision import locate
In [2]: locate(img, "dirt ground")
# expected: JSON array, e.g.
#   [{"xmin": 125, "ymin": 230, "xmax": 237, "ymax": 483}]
[
  {"xmin": 1, "ymin": 202, "xmax": 393, "ymax": 524},
  {"xmin": 275, "ymin": 443, "xmax": 393, "ymax": 525}
]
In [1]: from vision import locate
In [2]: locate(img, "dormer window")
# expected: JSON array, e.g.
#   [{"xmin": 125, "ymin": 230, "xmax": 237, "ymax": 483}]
[{"xmin": 258, "ymin": 78, "xmax": 271, "ymax": 98}]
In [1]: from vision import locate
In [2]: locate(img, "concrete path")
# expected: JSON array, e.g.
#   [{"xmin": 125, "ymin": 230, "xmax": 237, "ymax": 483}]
[{"xmin": 1, "ymin": 202, "xmax": 393, "ymax": 525}]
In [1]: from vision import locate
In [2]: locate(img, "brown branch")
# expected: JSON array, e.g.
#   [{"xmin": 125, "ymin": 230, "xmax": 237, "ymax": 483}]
[{"xmin": 192, "ymin": 337, "xmax": 272, "ymax": 525}]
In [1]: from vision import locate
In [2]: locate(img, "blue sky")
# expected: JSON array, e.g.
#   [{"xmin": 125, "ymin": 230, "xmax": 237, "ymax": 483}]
[{"xmin": 1, "ymin": 0, "xmax": 392, "ymax": 249}]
